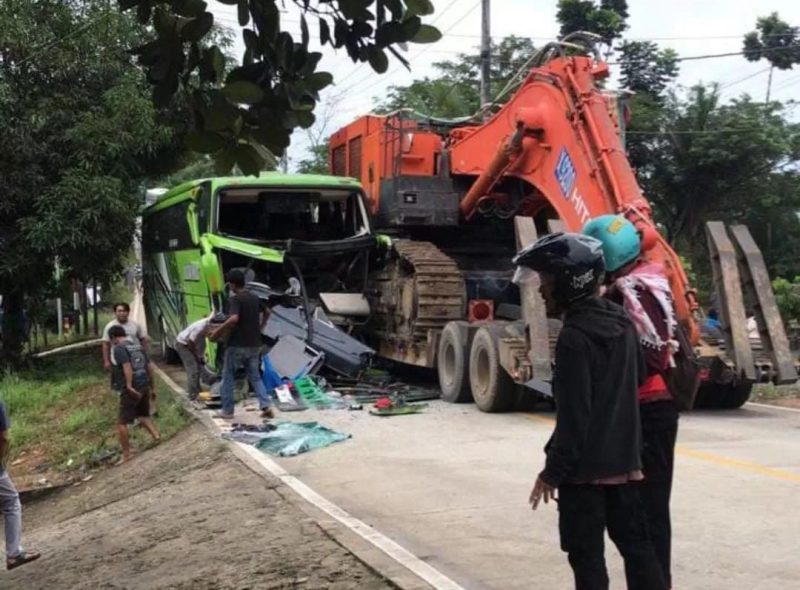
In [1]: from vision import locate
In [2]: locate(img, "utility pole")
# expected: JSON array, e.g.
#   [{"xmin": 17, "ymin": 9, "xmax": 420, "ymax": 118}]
[{"xmin": 479, "ymin": 0, "xmax": 491, "ymax": 106}]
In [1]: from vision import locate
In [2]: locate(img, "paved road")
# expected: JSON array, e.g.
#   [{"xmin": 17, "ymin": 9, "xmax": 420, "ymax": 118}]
[
  {"xmin": 261, "ymin": 399, "xmax": 800, "ymax": 590},
  {"xmin": 144, "ymin": 291, "xmax": 800, "ymax": 589}
]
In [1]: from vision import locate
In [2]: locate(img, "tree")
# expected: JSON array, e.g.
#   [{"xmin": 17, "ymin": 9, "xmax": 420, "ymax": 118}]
[
  {"xmin": 627, "ymin": 85, "xmax": 800, "ymax": 281},
  {"xmin": 296, "ymin": 143, "xmax": 329, "ymax": 174},
  {"xmin": 556, "ymin": 0, "xmax": 628, "ymax": 46},
  {"xmin": 618, "ymin": 41, "xmax": 678, "ymax": 98},
  {"xmin": 119, "ymin": 0, "xmax": 443, "ymax": 175},
  {"xmin": 378, "ymin": 35, "xmax": 537, "ymax": 116},
  {"xmin": 0, "ymin": 0, "xmax": 193, "ymax": 367},
  {"xmin": 743, "ymin": 12, "xmax": 800, "ymax": 101}
]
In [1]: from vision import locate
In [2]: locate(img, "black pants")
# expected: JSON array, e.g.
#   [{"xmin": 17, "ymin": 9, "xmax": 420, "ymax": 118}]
[
  {"xmin": 558, "ymin": 483, "xmax": 666, "ymax": 590},
  {"xmin": 639, "ymin": 400, "xmax": 679, "ymax": 588}
]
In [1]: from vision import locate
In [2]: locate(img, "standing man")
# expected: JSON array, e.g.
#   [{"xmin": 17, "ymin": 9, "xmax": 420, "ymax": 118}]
[
  {"xmin": 584, "ymin": 215, "xmax": 680, "ymax": 588},
  {"xmin": 0, "ymin": 400, "xmax": 41, "ymax": 570},
  {"xmin": 109, "ymin": 326, "xmax": 160, "ymax": 462},
  {"xmin": 102, "ymin": 303, "xmax": 154, "ymax": 414},
  {"xmin": 209, "ymin": 270, "xmax": 275, "ymax": 419},
  {"xmin": 175, "ymin": 315, "xmax": 213, "ymax": 400},
  {"xmin": 514, "ymin": 233, "xmax": 666, "ymax": 590}
]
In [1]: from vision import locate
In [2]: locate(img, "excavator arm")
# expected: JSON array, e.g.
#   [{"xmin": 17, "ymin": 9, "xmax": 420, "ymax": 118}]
[{"xmin": 449, "ymin": 53, "xmax": 699, "ymax": 342}]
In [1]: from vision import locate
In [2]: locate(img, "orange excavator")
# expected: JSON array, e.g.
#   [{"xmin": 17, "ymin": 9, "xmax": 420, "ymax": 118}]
[{"xmin": 328, "ymin": 34, "xmax": 797, "ymax": 410}]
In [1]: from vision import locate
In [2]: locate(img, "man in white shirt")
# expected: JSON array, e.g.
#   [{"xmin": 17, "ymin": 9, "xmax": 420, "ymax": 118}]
[
  {"xmin": 175, "ymin": 315, "xmax": 213, "ymax": 400},
  {"xmin": 101, "ymin": 302, "xmax": 149, "ymax": 370}
]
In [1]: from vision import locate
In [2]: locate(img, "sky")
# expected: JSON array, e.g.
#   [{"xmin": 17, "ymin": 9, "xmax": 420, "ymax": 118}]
[{"xmin": 210, "ymin": 0, "xmax": 800, "ymax": 170}]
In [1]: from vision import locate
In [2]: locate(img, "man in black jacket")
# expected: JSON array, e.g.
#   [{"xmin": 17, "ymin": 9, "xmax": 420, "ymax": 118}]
[{"xmin": 514, "ymin": 232, "xmax": 665, "ymax": 590}]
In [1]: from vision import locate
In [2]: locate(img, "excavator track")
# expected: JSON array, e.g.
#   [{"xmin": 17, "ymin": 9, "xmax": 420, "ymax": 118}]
[{"xmin": 371, "ymin": 240, "xmax": 466, "ymax": 365}]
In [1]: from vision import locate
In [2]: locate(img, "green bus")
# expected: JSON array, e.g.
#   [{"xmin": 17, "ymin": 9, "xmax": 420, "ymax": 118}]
[{"xmin": 141, "ymin": 173, "xmax": 379, "ymax": 369}]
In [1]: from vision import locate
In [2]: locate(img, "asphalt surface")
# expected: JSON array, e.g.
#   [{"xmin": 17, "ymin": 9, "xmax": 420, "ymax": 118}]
[{"xmin": 159, "ymin": 351, "xmax": 800, "ymax": 590}]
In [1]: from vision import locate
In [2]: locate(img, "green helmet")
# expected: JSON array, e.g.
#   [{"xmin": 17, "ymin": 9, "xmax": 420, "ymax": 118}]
[{"xmin": 582, "ymin": 214, "xmax": 641, "ymax": 273}]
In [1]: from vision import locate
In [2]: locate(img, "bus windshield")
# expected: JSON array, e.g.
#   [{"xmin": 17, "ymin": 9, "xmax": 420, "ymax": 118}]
[{"xmin": 216, "ymin": 187, "xmax": 369, "ymax": 244}]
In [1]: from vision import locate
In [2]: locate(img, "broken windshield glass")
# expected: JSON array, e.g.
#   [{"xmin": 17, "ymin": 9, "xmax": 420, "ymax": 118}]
[{"xmin": 216, "ymin": 188, "xmax": 370, "ymax": 244}]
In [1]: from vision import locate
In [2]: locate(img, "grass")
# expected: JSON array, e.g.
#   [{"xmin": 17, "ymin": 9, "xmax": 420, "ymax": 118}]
[
  {"xmin": 751, "ymin": 382, "xmax": 800, "ymax": 403},
  {"xmin": 1, "ymin": 345, "xmax": 192, "ymax": 474}
]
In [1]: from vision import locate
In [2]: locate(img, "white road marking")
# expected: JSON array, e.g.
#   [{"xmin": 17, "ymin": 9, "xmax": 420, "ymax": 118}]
[{"xmin": 153, "ymin": 364, "xmax": 467, "ymax": 590}]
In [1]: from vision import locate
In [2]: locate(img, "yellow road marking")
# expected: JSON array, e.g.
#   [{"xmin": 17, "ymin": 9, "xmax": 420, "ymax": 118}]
[{"xmin": 523, "ymin": 413, "xmax": 800, "ymax": 484}]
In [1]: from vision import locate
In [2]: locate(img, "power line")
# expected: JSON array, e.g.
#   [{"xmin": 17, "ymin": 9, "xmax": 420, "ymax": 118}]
[
  {"xmin": 718, "ymin": 67, "xmax": 771, "ymax": 91},
  {"xmin": 608, "ymin": 44, "xmax": 800, "ymax": 66},
  {"xmin": 626, "ymin": 127, "xmax": 782, "ymax": 135}
]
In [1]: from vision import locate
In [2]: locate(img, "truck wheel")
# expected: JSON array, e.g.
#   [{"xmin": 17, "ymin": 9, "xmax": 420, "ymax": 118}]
[
  {"xmin": 469, "ymin": 326, "xmax": 516, "ymax": 413},
  {"xmin": 159, "ymin": 317, "xmax": 180, "ymax": 365},
  {"xmin": 437, "ymin": 321, "xmax": 474, "ymax": 403},
  {"xmin": 694, "ymin": 381, "xmax": 753, "ymax": 409}
]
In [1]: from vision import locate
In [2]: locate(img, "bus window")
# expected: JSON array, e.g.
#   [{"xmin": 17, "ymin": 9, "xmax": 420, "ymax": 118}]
[
  {"xmin": 196, "ymin": 182, "xmax": 212, "ymax": 234},
  {"xmin": 216, "ymin": 188, "xmax": 369, "ymax": 243}
]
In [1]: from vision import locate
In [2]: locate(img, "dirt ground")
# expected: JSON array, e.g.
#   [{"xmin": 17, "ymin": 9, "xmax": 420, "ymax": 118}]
[{"xmin": 4, "ymin": 424, "xmax": 396, "ymax": 590}]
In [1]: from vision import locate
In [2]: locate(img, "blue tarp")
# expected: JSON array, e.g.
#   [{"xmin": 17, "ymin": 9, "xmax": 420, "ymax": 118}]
[{"xmin": 225, "ymin": 421, "xmax": 351, "ymax": 456}]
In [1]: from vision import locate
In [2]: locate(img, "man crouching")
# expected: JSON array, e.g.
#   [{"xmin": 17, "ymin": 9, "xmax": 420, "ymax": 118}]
[
  {"xmin": 109, "ymin": 325, "xmax": 160, "ymax": 462},
  {"xmin": 514, "ymin": 233, "xmax": 665, "ymax": 590}
]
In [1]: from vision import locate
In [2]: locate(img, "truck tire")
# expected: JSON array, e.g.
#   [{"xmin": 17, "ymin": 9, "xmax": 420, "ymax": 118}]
[
  {"xmin": 469, "ymin": 326, "xmax": 516, "ymax": 413},
  {"xmin": 159, "ymin": 317, "xmax": 180, "ymax": 365},
  {"xmin": 694, "ymin": 381, "xmax": 753, "ymax": 409},
  {"xmin": 437, "ymin": 321, "xmax": 474, "ymax": 403}
]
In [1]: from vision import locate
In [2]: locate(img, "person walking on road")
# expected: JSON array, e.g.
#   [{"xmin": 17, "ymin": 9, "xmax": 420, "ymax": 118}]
[
  {"xmin": 584, "ymin": 214, "xmax": 680, "ymax": 588},
  {"xmin": 109, "ymin": 326, "xmax": 160, "ymax": 462},
  {"xmin": 0, "ymin": 400, "xmax": 41, "ymax": 570},
  {"xmin": 209, "ymin": 270, "xmax": 276, "ymax": 420},
  {"xmin": 175, "ymin": 315, "xmax": 213, "ymax": 400},
  {"xmin": 514, "ymin": 232, "xmax": 666, "ymax": 590}
]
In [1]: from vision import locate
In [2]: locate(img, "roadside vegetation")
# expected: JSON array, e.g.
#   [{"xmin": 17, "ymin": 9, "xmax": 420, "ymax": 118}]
[{"xmin": 1, "ymin": 346, "xmax": 191, "ymax": 488}]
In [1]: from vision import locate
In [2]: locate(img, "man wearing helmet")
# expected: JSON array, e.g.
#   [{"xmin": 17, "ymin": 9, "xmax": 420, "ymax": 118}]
[
  {"xmin": 584, "ymin": 214, "xmax": 679, "ymax": 589},
  {"xmin": 514, "ymin": 232, "xmax": 666, "ymax": 590}
]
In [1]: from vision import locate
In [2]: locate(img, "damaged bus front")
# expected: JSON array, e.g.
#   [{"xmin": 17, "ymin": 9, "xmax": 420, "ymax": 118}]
[{"xmin": 141, "ymin": 173, "xmax": 381, "ymax": 374}]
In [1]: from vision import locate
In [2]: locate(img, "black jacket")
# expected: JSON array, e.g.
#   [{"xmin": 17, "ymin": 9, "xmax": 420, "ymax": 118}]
[{"xmin": 540, "ymin": 296, "xmax": 645, "ymax": 487}]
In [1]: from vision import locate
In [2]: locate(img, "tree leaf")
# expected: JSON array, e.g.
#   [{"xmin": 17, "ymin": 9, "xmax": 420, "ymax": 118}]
[
  {"xmin": 222, "ymin": 80, "xmax": 265, "ymax": 104},
  {"xmin": 182, "ymin": 12, "xmax": 213, "ymax": 42},
  {"xmin": 214, "ymin": 147, "xmax": 238, "ymax": 175},
  {"xmin": 305, "ymin": 71, "xmax": 333, "ymax": 91},
  {"xmin": 368, "ymin": 46, "xmax": 389, "ymax": 73},
  {"xmin": 400, "ymin": 15, "xmax": 421, "ymax": 39},
  {"xmin": 405, "ymin": 0, "xmax": 434, "ymax": 17},
  {"xmin": 173, "ymin": 0, "xmax": 207, "ymax": 18},
  {"xmin": 185, "ymin": 131, "xmax": 226, "ymax": 153},
  {"xmin": 300, "ymin": 14, "xmax": 309, "ymax": 46},
  {"xmin": 237, "ymin": 0, "xmax": 249, "ymax": 26},
  {"xmin": 319, "ymin": 18, "xmax": 330, "ymax": 46},
  {"xmin": 234, "ymin": 144, "xmax": 265, "ymax": 176},
  {"xmin": 411, "ymin": 24, "xmax": 441, "ymax": 44}
]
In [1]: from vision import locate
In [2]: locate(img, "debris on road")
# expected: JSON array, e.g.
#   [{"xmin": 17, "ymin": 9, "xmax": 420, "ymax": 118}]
[
  {"xmin": 369, "ymin": 395, "xmax": 429, "ymax": 417},
  {"xmin": 224, "ymin": 421, "xmax": 351, "ymax": 457}
]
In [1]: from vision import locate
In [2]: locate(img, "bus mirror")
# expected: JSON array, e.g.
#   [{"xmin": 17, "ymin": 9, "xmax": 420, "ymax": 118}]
[{"xmin": 186, "ymin": 204, "xmax": 200, "ymax": 246}]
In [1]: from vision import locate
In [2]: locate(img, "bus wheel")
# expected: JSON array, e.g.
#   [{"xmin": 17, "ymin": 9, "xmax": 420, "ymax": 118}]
[
  {"xmin": 469, "ymin": 326, "xmax": 515, "ymax": 413},
  {"xmin": 438, "ymin": 321, "xmax": 474, "ymax": 403},
  {"xmin": 159, "ymin": 317, "xmax": 180, "ymax": 365}
]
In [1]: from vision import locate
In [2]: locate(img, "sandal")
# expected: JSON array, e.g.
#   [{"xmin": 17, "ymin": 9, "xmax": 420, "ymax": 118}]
[{"xmin": 7, "ymin": 550, "xmax": 41, "ymax": 570}]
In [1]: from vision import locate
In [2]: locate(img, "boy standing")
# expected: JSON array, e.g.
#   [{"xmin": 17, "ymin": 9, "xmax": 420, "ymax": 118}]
[
  {"xmin": 514, "ymin": 233, "xmax": 665, "ymax": 590},
  {"xmin": 109, "ymin": 325, "xmax": 160, "ymax": 462}
]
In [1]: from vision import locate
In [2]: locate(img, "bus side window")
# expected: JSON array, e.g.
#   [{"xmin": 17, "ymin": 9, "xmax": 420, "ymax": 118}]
[{"xmin": 196, "ymin": 182, "xmax": 212, "ymax": 233}]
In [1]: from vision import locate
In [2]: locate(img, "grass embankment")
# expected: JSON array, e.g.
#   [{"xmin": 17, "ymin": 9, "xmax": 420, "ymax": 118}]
[
  {"xmin": 1, "ymin": 345, "xmax": 191, "ymax": 486},
  {"xmin": 25, "ymin": 310, "xmax": 115, "ymax": 354}
]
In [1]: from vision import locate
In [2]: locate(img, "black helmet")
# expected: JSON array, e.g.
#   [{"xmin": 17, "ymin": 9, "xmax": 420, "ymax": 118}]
[{"xmin": 512, "ymin": 232, "xmax": 605, "ymax": 304}]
